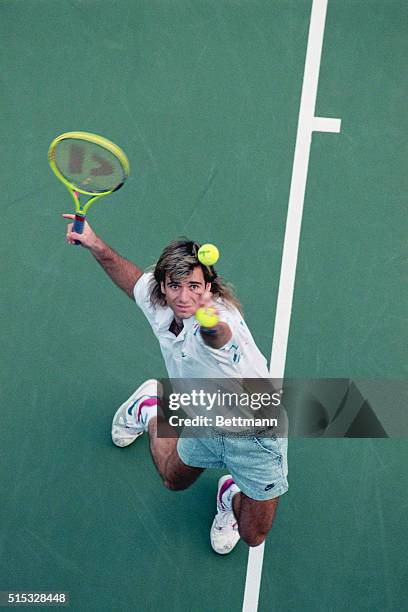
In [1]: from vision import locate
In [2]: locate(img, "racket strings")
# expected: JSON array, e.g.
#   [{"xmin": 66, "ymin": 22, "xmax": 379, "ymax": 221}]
[{"xmin": 53, "ymin": 138, "xmax": 126, "ymax": 193}]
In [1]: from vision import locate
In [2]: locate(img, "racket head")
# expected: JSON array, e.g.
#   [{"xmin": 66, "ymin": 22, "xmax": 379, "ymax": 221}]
[{"xmin": 48, "ymin": 131, "xmax": 129, "ymax": 196}]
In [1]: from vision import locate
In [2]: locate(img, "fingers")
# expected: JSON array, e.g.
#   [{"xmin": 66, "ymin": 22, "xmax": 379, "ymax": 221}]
[
  {"xmin": 63, "ymin": 217, "xmax": 81, "ymax": 245},
  {"xmin": 65, "ymin": 222, "xmax": 74, "ymax": 244},
  {"xmin": 198, "ymin": 291, "xmax": 219, "ymax": 317},
  {"xmin": 66, "ymin": 231, "xmax": 82, "ymax": 245},
  {"xmin": 62, "ymin": 213, "xmax": 95, "ymax": 248},
  {"xmin": 62, "ymin": 213, "xmax": 84, "ymax": 245},
  {"xmin": 200, "ymin": 291, "xmax": 213, "ymax": 307}
]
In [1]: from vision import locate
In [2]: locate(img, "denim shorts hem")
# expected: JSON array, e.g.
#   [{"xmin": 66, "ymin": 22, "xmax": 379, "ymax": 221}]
[
  {"xmin": 177, "ymin": 439, "xmax": 225, "ymax": 469},
  {"xmin": 231, "ymin": 473, "xmax": 289, "ymax": 501},
  {"xmin": 177, "ymin": 434, "xmax": 289, "ymax": 501}
]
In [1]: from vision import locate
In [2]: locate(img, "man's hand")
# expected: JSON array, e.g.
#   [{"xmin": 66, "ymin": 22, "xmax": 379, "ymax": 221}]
[
  {"xmin": 197, "ymin": 290, "xmax": 219, "ymax": 319},
  {"xmin": 63, "ymin": 214, "xmax": 98, "ymax": 250},
  {"xmin": 197, "ymin": 291, "xmax": 232, "ymax": 349}
]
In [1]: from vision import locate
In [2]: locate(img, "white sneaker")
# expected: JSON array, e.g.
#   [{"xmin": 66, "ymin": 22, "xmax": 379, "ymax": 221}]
[
  {"xmin": 210, "ymin": 475, "xmax": 241, "ymax": 554},
  {"xmin": 111, "ymin": 379, "xmax": 161, "ymax": 447}
]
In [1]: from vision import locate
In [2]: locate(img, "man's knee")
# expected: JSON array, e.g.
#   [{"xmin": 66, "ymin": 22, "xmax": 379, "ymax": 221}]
[
  {"xmin": 163, "ymin": 478, "xmax": 191, "ymax": 491},
  {"xmin": 161, "ymin": 454, "xmax": 203, "ymax": 491},
  {"xmin": 237, "ymin": 493, "xmax": 279, "ymax": 547},
  {"xmin": 239, "ymin": 529, "xmax": 269, "ymax": 547}
]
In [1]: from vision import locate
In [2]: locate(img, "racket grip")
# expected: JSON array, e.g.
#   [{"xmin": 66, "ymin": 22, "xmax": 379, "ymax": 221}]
[{"xmin": 72, "ymin": 214, "xmax": 85, "ymax": 245}]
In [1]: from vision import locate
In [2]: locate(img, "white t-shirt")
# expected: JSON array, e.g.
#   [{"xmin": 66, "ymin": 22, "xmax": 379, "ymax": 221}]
[{"xmin": 133, "ymin": 272, "xmax": 269, "ymax": 379}]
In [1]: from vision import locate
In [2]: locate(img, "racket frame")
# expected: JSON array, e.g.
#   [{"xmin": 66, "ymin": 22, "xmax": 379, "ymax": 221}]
[{"xmin": 48, "ymin": 131, "xmax": 129, "ymax": 243}]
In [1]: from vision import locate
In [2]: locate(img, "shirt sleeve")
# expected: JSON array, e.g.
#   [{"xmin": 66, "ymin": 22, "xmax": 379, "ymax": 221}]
[{"xmin": 133, "ymin": 272, "xmax": 160, "ymax": 329}]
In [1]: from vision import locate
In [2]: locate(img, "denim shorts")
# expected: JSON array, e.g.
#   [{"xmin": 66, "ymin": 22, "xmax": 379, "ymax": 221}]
[{"xmin": 177, "ymin": 431, "xmax": 288, "ymax": 501}]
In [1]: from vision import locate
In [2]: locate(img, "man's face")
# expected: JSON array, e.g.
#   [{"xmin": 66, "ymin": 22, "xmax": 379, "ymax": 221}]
[{"xmin": 161, "ymin": 267, "xmax": 211, "ymax": 320}]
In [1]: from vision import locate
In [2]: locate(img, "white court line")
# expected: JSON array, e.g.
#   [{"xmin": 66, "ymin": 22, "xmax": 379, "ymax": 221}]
[{"xmin": 242, "ymin": 1, "xmax": 341, "ymax": 611}]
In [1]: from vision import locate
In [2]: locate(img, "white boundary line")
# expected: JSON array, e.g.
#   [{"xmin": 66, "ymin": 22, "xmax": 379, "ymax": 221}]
[{"xmin": 242, "ymin": 1, "xmax": 341, "ymax": 610}]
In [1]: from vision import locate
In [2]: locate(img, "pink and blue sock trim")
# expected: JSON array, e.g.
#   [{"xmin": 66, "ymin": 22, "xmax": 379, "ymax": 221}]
[
  {"xmin": 137, "ymin": 397, "xmax": 160, "ymax": 421},
  {"xmin": 219, "ymin": 477, "xmax": 236, "ymax": 511},
  {"xmin": 128, "ymin": 396, "xmax": 160, "ymax": 421}
]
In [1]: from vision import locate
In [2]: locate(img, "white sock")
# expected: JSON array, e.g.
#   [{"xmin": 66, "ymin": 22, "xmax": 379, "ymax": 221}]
[{"xmin": 219, "ymin": 479, "xmax": 241, "ymax": 512}]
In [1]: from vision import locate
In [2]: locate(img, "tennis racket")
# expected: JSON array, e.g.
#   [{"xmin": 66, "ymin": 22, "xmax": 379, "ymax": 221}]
[{"xmin": 48, "ymin": 131, "xmax": 129, "ymax": 244}]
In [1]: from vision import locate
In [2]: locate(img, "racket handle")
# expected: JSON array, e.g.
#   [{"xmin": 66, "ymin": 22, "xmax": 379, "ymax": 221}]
[{"xmin": 73, "ymin": 213, "xmax": 86, "ymax": 245}]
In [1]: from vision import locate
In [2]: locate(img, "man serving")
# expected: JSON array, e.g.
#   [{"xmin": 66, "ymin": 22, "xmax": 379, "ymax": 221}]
[{"xmin": 64, "ymin": 214, "xmax": 288, "ymax": 554}]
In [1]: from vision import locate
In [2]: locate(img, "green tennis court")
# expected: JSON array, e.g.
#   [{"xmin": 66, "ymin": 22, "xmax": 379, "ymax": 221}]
[{"xmin": 1, "ymin": 1, "xmax": 407, "ymax": 610}]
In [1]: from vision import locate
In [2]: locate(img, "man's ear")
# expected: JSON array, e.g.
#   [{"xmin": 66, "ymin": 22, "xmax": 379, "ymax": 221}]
[
  {"xmin": 160, "ymin": 281, "xmax": 166, "ymax": 295},
  {"xmin": 205, "ymin": 282, "xmax": 212, "ymax": 293}
]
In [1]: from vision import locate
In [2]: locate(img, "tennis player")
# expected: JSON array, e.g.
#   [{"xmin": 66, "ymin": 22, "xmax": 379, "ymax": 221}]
[{"xmin": 64, "ymin": 214, "xmax": 288, "ymax": 554}]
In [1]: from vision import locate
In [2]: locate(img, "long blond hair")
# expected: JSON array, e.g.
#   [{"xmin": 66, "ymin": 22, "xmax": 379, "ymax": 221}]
[{"xmin": 148, "ymin": 238, "xmax": 243, "ymax": 314}]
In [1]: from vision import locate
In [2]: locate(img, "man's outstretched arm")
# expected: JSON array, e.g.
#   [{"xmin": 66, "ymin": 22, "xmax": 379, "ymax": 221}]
[{"xmin": 63, "ymin": 214, "xmax": 142, "ymax": 299}]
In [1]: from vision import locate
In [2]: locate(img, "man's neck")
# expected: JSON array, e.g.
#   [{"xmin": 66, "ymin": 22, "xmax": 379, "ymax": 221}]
[{"xmin": 169, "ymin": 317, "xmax": 184, "ymax": 337}]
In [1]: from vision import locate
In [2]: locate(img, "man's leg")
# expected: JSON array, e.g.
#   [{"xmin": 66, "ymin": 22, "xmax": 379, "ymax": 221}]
[
  {"xmin": 232, "ymin": 492, "xmax": 280, "ymax": 547},
  {"xmin": 210, "ymin": 434, "xmax": 288, "ymax": 553},
  {"xmin": 148, "ymin": 416, "xmax": 205, "ymax": 491},
  {"xmin": 111, "ymin": 380, "xmax": 204, "ymax": 491}
]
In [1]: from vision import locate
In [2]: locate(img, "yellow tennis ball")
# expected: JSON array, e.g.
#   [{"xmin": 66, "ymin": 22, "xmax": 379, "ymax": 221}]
[
  {"xmin": 195, "ymin": 307, "xmax": 219, "ymax": 328},
  {"xmin": 198, "ymin": 244, "xmax": 219, "ymax": 266}
]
